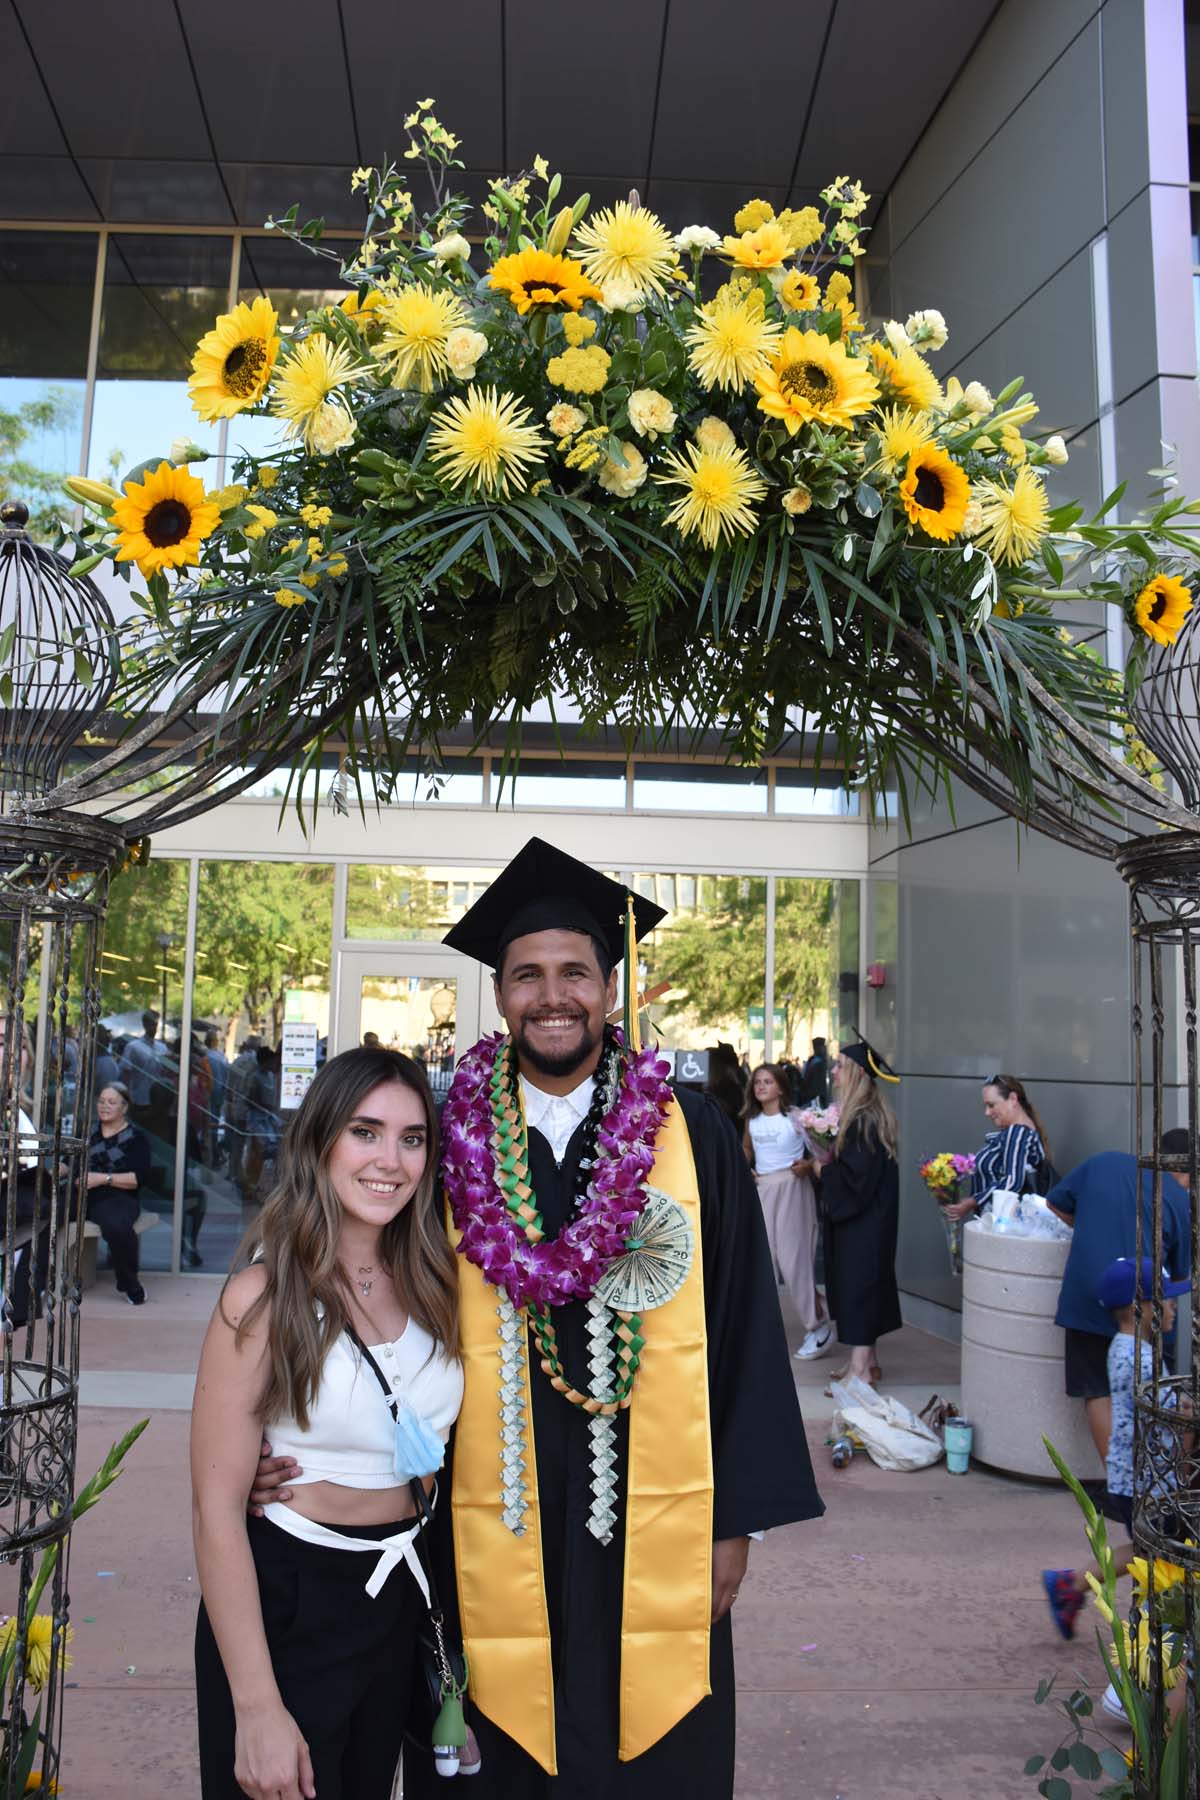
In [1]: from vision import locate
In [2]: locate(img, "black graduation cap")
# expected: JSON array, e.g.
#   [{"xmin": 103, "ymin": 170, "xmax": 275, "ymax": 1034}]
[
  {"xmin": 841, "ymin": 1028, "xmax": 900, "ymax": 1084},
  {"xmin": 442, "ymin": 837, "xmax": 667, "ymax": 971}
]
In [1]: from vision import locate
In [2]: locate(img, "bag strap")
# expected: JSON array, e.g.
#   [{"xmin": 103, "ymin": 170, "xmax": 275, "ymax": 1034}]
[{"xmin": 342, "ymin": 1323, "xmax": 443, "ymax": 1616}]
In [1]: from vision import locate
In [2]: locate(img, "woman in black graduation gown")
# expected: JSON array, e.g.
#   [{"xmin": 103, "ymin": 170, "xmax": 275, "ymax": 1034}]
[{"xmin": 812, "ymin": 1039, "xmax": 901, "ymax": 1387}]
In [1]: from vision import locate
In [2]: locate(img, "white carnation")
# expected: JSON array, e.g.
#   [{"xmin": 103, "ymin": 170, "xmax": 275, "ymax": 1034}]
[
  {"xmin": 963, "ymin": 380, "xmax": 993, "ymax": 417},
  {"xmin": 1043, "ymin": 433, "xmax": 1069, "ymax": 466},
  {"xmin": 904, "ymin": 308, "xmax": 948, "ymax": 351},
  {"xmin": 432, "ymin": 232, "xmax": 472, "ymax": 264},
  {"xmin": 599, "ymin": 276, "xmax": 644, "ymax": 314},
  {"xmin": 883, "ymin": 319, "xmax": 911, "ymax": 355},
  {"xmin": 309, "ymin": 402, "xmax": 356, "ymax": 455},
  {"xmin": 674, "ymin": 225, "xmax": 721, "ymax": 255}
]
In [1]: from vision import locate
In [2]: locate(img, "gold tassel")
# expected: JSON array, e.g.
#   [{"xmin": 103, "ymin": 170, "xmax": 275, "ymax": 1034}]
[{"xmin": 623, "ymin": 895, "xmax": 641, "ymax": 1053}]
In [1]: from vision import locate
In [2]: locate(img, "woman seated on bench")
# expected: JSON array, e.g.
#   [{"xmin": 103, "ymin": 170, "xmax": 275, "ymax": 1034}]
[{"xmin": 87, "ymin": 1082, "xmax": 150, "ymax": 1306}]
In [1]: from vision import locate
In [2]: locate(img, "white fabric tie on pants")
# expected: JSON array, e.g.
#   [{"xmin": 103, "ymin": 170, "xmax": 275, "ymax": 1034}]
[{"xmin": 262, "ymin": 1502, "xmax": 431, "ymax": 1602}]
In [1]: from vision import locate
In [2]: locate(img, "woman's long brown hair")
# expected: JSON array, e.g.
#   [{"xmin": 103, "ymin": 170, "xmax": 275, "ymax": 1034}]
[
  {"xmin": 227, "ymin": 1047, "xmax": 459, "ymax": 1429},
  {"xmin": 987, "ymin": 1072, "xmax": 1053, "ymax": 1164},
  {"xmin": 835, "ymin": 1056, "xmax": 899, "ymax": 1161}
]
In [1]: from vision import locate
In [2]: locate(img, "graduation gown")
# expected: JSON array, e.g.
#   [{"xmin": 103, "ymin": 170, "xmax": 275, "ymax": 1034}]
[
  {"xmin": 820, "ymin": 1121, "xmax": 902, "ymax": 1347},
  {"xmin": 408, "ymin": 1083, "xmax": 822, "ymax": 1800}
]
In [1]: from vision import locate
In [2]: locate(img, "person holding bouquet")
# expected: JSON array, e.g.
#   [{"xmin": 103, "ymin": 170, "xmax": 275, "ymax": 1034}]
[
  {"xmin": 811, "ymin": 1037, "xmax": 902, "ymax": 1388},
  {"xmin": 743, "ymin": 1065, "xmax": 832, "ymax": 1360},
  {"xmin": 943, "ymin": 1073, "xmax": 1054, "ymax": 1223}
]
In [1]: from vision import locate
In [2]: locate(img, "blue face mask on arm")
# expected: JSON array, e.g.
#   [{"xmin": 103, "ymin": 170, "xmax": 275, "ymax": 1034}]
[{"xmin": 393, "ymin": 1399, "xmax": 445, "ymax": 1478}]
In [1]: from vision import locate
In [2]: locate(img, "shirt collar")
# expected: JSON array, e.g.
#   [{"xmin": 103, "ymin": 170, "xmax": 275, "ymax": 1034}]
[{"xmin": 520, "ymin": 1070, "xmax": 596, "ymax": 1130}]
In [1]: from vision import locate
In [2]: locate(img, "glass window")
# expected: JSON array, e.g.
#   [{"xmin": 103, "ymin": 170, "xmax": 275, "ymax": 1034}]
[
  {"xmin": 634, "ymin": 873, "xmax": 767, "ymax": 1067},
  {"xmin": 1191, "ymin": 189, "xmax": 1200, "ymax": 267},
  {"xmin": 96, "ymin": 857, "xmax": 191, "ymax": 1273},
  {"xmin": 89, "ymin": 234, "xmax": 232, "ymax": 481},
  {"xmin": 346, "ymin": 866, "xmax": 497, "ymax": 941},
  {"xmin": 369, "ymin": 759, "xmax": 486, "ymax": 807},
  {"xmin": 354, "ymin": 973, "xmax": 459, "ymax": 1106},
  {"xmin": 184, "ymin": 860, "xmax": 334, "ymax": 1275},
  {"xmin": 633, "ymin": 762, "xmax": 768, "ymax": 813},
  {"xmin": 497, "ymin": 759, "xmax": 627, "ymax": 808},
  {"xmin": 0, "ymin": 231, "xmax": 96, "ymax": 538},
  {"xmin": 774, "ymin": 767, "xmax": 860, "ymax": 815},
  {"xmin": 773, "ymin": 877, "xmax": 861, "ymax": 1064}
]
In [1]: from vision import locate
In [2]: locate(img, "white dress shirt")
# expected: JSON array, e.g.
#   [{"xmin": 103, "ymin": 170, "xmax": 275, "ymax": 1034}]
[{"xmin": 520, "ymin": 1072, "xmax": 595, "ymax": 1165}]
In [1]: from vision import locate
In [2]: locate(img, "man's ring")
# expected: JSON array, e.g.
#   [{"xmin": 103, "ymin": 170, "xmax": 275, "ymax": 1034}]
[{"xmin": 730, "ymin": 1591, "xmax": 739, "ymax": 1602}]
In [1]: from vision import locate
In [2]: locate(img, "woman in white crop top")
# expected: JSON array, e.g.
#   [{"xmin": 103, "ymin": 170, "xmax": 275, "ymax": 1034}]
[
  {"xmin": 191, "ymin": 1046, "xmax": 465, "ymax": 1800},
  {"xmin": 743, "ymin": 1063, "xmax": 832, "ymax": 1361}
]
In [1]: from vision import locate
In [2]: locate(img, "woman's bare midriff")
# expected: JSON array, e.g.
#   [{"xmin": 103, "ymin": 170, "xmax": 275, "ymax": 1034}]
[{"xmin": 280, "ymin": 1473, "xmax": 436, "ymax": 1527}]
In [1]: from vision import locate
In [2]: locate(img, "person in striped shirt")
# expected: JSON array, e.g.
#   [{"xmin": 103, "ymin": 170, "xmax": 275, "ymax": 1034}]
[{"xmin": 943, "ymin": 1073, "xmax": 1053, "ymax": 1223}]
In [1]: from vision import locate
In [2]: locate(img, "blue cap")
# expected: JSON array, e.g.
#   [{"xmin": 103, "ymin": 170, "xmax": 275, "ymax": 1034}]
[{"xmin": 1096, "ymin": 1257, "xmax": 1190, "ymax": 1310}]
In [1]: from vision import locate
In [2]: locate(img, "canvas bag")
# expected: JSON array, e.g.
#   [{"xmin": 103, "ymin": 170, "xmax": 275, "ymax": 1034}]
[{"xmin": 829, "ymin": 1373, "xmax": 944, "ymax": 1471}]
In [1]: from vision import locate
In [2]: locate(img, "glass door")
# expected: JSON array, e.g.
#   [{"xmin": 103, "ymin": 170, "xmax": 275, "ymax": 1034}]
[{"xmin": 334, "ymin": 949, "xmax": 483, "ymax": 1107}]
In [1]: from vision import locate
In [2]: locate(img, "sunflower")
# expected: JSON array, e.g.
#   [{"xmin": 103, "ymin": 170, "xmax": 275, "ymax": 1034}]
[
  {"xmin": 374, "ymin": 286, "xmax": 469, "ymax": 392},
  {"xmin": 488, "ymin": 248, "xmax": 602, "ymax": 315},
  {"xmin": 972, "ymin": 465, "xmax": 1050, "ymax": 566},
  {"xmin": 754, "ymin": 328, "xmax": 879, "ymax": 434},
  {"xmin": 573, "ymin": 201, "xmax": 675, "ymax": 301},
  {"xmin": 188, "ymin": 298, "xmax": 280, "ymax": 422},
  {"xmin": 111, "ymin": 461, "xmax": 221, "ymax": 580},
  {"xmin": 722, "ymin": 221, "xmax": 791, "ymax": 271},
  {"xmin": 653, "ymin": 440, "xmax": 767, "ymax": 548},
  {"xmin": 428, "ymin": 385, "xmax": 547, "ymax": 498},
  {"xmin": 869, "ymin": 339, "xmax": 941, "ymax": 410},
  {"xmin": 778, "ymin": 269, "xmax": 820, "ymax": 312},
  {"xmin": 270, "ymin": 335, "xmax": 366, "ymax": 449},
  {"xmin": 872, "ymin": 406, "xmax": 933, "ymax": 476},
  {"xmin": 686, "ymin": 291, "xmax": 781, "ymax": 393},
  {"xmin": 898, "ymin": 445, "xmax": 970, "ymax": 542},
  {"xmin": 1134, "ymin": 572, "xmax": 1193, "ymax": 647}
]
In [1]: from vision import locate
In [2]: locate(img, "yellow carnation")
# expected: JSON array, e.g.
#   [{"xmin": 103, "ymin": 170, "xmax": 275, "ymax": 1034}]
[
  {"xmin": 695, "ymin": 416, "xmax": 737, "ymax": 453},
  {"xmin": 732, "ymin": 199, "xmax": 776, "ymax": 234},
  {"xmin": 627, "ymin": 388, "xmax": 677, "ymax": 441},
  {"xmin": 782, "ymin": 485, "xmax": 812, "ymax": 516},
  {"xmin": 597, "ymin": 441, "xmax": 648, "ymax": 498},
  {"xmin": 562, "ymin": 313, "xmax": 596, "ymax": 346},
  {"xmin": 547, "ymin": 402, "xmax": 587, "ymax": 439},
  {"xmin": 446, "ymin": 326, "xmax": 489, "ymax": 380},
  {"xmin": 546, "ymin": 344, "xmax": 611, "ymax": 395}
]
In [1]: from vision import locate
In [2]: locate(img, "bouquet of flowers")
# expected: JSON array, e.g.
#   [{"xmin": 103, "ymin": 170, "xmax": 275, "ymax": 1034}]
[
  {"xmin": 58, "ymin": 97, "xmax": 1200, "ymax": 819},
  {"xmin": 796, "ymin": 1103, "xmax": 840, "ymax": 1164},
  {"xmin": 920, "ymin": 1151, "xmax": 976, "ymax": 1273}
]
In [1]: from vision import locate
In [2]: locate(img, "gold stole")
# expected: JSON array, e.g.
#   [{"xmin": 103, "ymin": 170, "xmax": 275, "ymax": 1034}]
[{"xmin": 448, "ymin": 1095, "xmax": 713, "ymax": 1774}]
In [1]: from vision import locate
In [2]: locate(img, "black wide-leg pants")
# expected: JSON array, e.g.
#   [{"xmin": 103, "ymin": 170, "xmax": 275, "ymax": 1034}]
[{"xmin": 195, "ymin": 1513, "xmax": 422, "ymax": 1800}]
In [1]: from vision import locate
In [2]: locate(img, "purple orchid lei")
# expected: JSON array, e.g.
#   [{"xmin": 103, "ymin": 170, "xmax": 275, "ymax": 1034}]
[{"xmin": 442, "ymin": 1032, "xmax": 674, "ymax": 1312}]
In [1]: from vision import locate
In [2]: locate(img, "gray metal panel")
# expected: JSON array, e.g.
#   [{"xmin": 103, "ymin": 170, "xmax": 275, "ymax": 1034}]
[
  {"xmin": 78, "ymin": 160, "xmax": 233, "ymax": 227},
  {"xmin": 889, "ymin": 0, "xmax": 1099, "ymax": 248},
  {"xmin": 1100, "ymin": 0, "xmax": 1151, "ymax": 219},
  {"xmin": 1114, "ymin": 378, "xmax": 1200, "ymax": 511},
  {"xmin": 340, "ymin": 0, "xmax": 504, "ymax": 169},
  {"xmin": 14, "ymin": 0, "xmax": 212, "ymax": 161},
  {"xmin": 888, "ymin": 23, "xmax": 1106, "ymax": 360},
  {"xmin": 1106, "ymin": 187, "xmax": 1197, "ymax": 405},
  {"xmin": 650, "ymin": 0, "xmax": 834, "ymax": 187},
  {"xmin": 0, "ymin": 156, "xmax": 99, "ymax": 221},
  {"xmin": 178, "ymin": 0, "xmax": 356, "ymax": 166},
  {"xmin": 0, "ymin": 6, "xmax": 65, "ymax": 157},
  {"xmin": 505, "ymin": 0, "xmax": 665, "ymax": 179}
]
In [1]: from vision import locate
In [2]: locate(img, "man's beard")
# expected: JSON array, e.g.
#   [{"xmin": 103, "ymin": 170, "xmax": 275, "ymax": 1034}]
[{"xmin": 513, "ymin": 1016, "xmax": 600, "ymax": 1080}]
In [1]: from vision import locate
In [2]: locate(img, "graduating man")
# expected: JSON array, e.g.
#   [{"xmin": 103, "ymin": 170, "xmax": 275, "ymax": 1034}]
[{"xmin": 254, "ymin": 839, "xmax": 821, "ymax": 1796}]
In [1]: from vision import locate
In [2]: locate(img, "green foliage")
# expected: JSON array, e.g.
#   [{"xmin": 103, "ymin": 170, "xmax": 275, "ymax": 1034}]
[{"xmin": 0, "ymin": 387, "xmax": 80, "ymax": 540}]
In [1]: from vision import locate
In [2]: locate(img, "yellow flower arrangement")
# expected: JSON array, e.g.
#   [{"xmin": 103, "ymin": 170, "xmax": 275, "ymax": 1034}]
[
  {"xmin": 754, "ymin": 328, "xmax": 879, "ymax": 434},
  {"xmin": 546, "ymin": 344, "xmax": 611, "ymax": 395},
  {"xmin": 1134, "ymin": 572, "xmax": 1192, "ymax": 647},
  {"xmin": 428, "ymin": 386, "xmax": 547, "ymax": 498},
  {"xmin": 561, "ymin": 313, "xmax": 596, "ymax": 347},
  {"xmin": 374, "ymin": 286, "xmax": 469, "ymax": 392},
  {"xmin": 0, "ymin": 1615, "xmax": 72, "ymax": 1694},
  {"xmin": 654, "ymin": 440, "xmax": 767, "ymax": 548},
  {"xmin": 573, "ymin": 201, "xmax": 675, "ymax": 301},
  {"xmin": 686, "ymin": 290, "xmax": 781, "ymax": 393},
  {"xmin": 488, "ymin": 248, "xmax": 603, "ymax": 315},
  {"xmin": 972, "ymin": 466, "xmax": 1050, "ymax": 566},
  {"xmin": 722, "ymin": 222, "xmax": 791, "ymax": 272},
  {"xmin": 112, "ymin": 461, "xmax": 221, "ymax": 580},
  {"xmin": 188, "ymin": 297, "xmax": 280, "ymax": 421},
  {"xmin": 872, "ymin": 406, "xmax": 934, "ymax": 477},
  {"xmin": 732, "ymin": 198, "xmax": 775, "ymax": 234},
  {"xmin": 778, "ymin": 270, "xmax": 820, "ymax": 312},
  {"xmin": 270, "ymin": 336, "xmax": 366, "ymax": 450},
  {"xmin": 899, "ymin": 445, "xmax": 971, "ymax": 542},
  {"xmin": 869, "ymin": 339, "xmax": 941, "ymax": 410}
]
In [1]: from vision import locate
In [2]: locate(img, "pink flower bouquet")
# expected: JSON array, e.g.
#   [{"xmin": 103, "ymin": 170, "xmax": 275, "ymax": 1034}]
[{"xmin": 795, "ymin": 1103, "xmax": 840, "ymax": 1164}]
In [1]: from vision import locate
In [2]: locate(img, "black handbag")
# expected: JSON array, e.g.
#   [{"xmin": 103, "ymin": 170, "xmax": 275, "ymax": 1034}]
[{"xmin": 343, "ymin": 1325, "xmax": 474, "ymax": 1776}]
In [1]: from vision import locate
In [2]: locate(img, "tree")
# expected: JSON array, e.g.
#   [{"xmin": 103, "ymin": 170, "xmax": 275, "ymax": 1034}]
[
  {"xmin": 650, "ymin": 876, "xmax": 840, "ymax": 1058},
  {"xmin": 0, "ymin": 388, "xmax": 81, "ymax": 541}
]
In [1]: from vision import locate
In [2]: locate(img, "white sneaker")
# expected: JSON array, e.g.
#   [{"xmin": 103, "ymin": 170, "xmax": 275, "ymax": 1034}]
[
  {"xmin": 795, "ymin": 1322, "xmax": 834, "ymax": 1360},
  {"xmin": 1101, "ymin": 1682, "xmax": 1127, "ymax": 1722}
]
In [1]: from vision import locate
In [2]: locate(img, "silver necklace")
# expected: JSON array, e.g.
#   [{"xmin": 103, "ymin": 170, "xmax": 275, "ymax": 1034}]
[{"xmin": 355, "ymin": 1263, "xmax": 377, "ymax": 1298}]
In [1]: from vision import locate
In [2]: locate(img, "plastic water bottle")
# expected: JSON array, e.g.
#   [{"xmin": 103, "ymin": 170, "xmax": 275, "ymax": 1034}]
[{"xmin": 830, "ymin": 1435, "xmax": 854, "ymax": 1469}]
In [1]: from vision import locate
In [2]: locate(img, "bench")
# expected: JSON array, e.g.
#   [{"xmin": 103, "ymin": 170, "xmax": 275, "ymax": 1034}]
[{"xmin": 77, "ymin": 1211, "xmax": 162, "ymax": 1289}]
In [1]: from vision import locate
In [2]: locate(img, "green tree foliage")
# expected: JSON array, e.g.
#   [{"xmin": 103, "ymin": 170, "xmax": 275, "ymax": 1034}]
[{"xmin": 0, "ymin": 387, "xmax": 80, "ymax": 540}]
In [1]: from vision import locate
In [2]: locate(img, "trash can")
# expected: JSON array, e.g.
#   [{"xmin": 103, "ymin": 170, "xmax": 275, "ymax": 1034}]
[{"xmin": 960, "ymin": 1222, "xmax": 1104, "ymax": 1481}]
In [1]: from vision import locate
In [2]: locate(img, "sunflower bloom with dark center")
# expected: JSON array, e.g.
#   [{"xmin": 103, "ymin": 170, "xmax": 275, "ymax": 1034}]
[
  {"xmin": 188, "ymin": 297, "xmax": 280, "ymax": 421},
  {"xmin": 112, "ymin": 460, "xmax": 222, "ymax": 579},
  {"xmin": 488, "ymin": 248, "xmax": 603, "ymax": 316},
  {"xmin": 755, "ymin": 327, "xmax": 879, "ymax": 433},
  {"xmin": 1134, "ymin": 571, "xmax": 1193, "ymax": 647},
  {"xmin": 899, "ymin": 445, "xmax": 970, "ymax": 542}
]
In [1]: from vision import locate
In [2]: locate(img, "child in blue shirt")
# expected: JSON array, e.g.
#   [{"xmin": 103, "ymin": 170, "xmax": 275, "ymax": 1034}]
[{"xmin": 1042, "ymin": 1256, "xmax": 1190, "ymax": 1638}]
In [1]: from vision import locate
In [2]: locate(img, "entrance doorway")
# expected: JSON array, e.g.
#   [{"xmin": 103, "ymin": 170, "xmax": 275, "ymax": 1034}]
[{"xmin": 334, "ymin": 948, "xmax": 499, "ymax": 1104}]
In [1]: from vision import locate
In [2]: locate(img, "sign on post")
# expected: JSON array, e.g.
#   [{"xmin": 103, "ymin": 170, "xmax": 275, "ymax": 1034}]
[{"xmin": 280, "ymin": 1020, "xmax": 319, "ymax": 1110}]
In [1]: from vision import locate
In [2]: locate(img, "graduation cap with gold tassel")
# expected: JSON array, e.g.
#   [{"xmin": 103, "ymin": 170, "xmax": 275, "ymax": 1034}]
[{"xmin": 842, "ymin": 1027, "xmax": 901, "ymax": 1084}]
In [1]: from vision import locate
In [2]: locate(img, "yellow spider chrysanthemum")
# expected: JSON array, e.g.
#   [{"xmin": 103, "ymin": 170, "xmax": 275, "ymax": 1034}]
[
  {"xmin": 573, "ymin": 201, "xmax": 675, "ymax": 301},
  {"xmin": 898, "ymin": 444, "xmax": 971, "ymax": 542},
  {"xmin": 872, "ymin": 406, "xmax": 934, "ymax": 476},
  {"xmin": 972, "ymin": 465, "xmax": 1050, "ymax": 566},
  {"xmin": 778, "ymin": 269, "xmax": 821, "ymax": 312},
  {"xmin": 488, "ymin": 248, "xmax": 602, "ymax": 315},
  {"xmin": 428, "ymin": 385, "xmax": 547, "ymax": 498},
  {"xmin": 869, "ymin": 339, "xmax": 942, "ymax": 410},
  {"xmin": 112, "ymin": 461, "xmax": 221, "ymax": 580},
  {"xmin": 1134, "ymin": 572, "xmax": 1193, "ymax": 647},
  {"xmin": 686, "ymin": 291, "xmax": 781, "ymax": 393},
  {"xmin": 754, "ymin": 328, "xmax": 880, "ymax": 434},
  {"xmin": 374, "ymin": 285, "xmax": 469, "ymax": 392},
  {"xmin": 0, "ymin": 1614, "xmax": 72, "ymax": 1694},
  {"xmin": 653, "ymin": 440, "xmax": 767, "ymax": 549},
  {"xmin": 270, "ymin": 335, "xmax": 366, "ymax": 449},
  {"xmin": 188, "ymin": 297, "xmax": 280, "ymax": 422},
  {"xmin": 722, "ymin": 221, "xmax": 791, "ymax": 272}
]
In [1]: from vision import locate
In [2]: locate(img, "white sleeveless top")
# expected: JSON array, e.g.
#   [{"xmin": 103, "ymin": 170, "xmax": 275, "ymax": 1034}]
[{"xmin": 268, "ymin": 1319, "xmax": 464, "ymax": 1489}]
